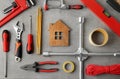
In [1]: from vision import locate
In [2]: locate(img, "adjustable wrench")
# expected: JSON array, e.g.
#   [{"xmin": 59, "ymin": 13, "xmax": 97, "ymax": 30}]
[
  {"xmin": 44, "ymin": 0, "xmax": 83, "ymax": 10},
  {"xmin": 0, "ymin": 0, "xmax": 35, "ymax": 27},
  {"xmin": 13, "ymin": 21, "xmax": 24, "ymax": 62}
]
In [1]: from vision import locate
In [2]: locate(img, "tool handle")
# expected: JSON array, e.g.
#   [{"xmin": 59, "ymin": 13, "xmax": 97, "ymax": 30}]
[
  {"xmin": 38, "ymin": 61, "xmax": 58, "ymax": 65},
  {"xmin": 69, "ymin": 5, "xmax": 83, "ymax": 9},
  {"xmin": 38, "ymin": 68, "xmax": 58, "ymax": 72},
  {"xmin": 15, "ymin": 40, "xmax": 22, "ymax": 62},
  {"xmin": 26, "ymin": 34, "xmax": 33, "ymax": 54},
  {"xmin": 2, "ymin": 30, "xmax": 10, "ymax": 52},
  {"xmin": 3, "ymin": 2, "xmax": 17, "ymax": 14},
  {"xmin": 44, "ymin": 4, "xmax": 48, "ymax": 10}
]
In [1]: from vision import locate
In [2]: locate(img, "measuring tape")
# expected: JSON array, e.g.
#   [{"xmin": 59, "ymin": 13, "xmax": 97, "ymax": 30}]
[
  {"xmin": 62, "ymin": 61, "xmax": 75, "ymax": 73},
  {"xmin": 89, "ymin": 28, "xmax": 109, "ymax": 46}
]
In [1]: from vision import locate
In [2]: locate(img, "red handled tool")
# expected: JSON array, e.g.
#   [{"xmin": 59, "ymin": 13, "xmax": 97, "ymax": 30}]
[
  {"xmin": 0, "ymin": 0, "xmax": 35, "ymax": 27},
  {"xmin": 44, "ymin": 0, "xmax": 83, "ymax": 10},
  {"xmin": 26, "ymin": 16, "xmax": 33, "ymax": 54},
  {"xmin": 2, "ymin": 30, "xmax": 10, "ymax": 77},
  {"xmin": 81, "ymin": 0, "xmax": 120, "ymax": 36},
  {"xmin": 20, "ymin": 61, "xmax": 59, "ymax": 72}
]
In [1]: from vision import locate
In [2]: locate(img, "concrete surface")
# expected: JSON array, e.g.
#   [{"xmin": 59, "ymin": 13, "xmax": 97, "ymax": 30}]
[{"xmin": 0, "ymin": 0, "xmax": 120, "ymax": 79}]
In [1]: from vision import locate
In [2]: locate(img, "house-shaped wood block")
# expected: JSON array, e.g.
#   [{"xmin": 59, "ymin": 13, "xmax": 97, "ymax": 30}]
[{"xmin": 48, "ymin": 20, "xmax": 70, "ymax": 46}]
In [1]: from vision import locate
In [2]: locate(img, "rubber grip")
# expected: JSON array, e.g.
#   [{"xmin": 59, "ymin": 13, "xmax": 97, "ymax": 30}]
[
  {"xmin": 38, "ymin": 68, "xmax": 58, "ymax": 72},
  {"xmin": 38, "ymin": 61, "xmax": 58, "ymax": 65},
  {"xmin": 26, "ymin": 34, "xmax": 33, "ymax": 54},
  {"xmin": 2, "ymin": 30, "xmax": 10, "ymax": 52},
  {"xmin": 69, "ymin": 5, "xmax": 83, "ymax": 9},
  {"xmin": 15, "ymin": 40, "xmax": 22, "ymax": 61}
]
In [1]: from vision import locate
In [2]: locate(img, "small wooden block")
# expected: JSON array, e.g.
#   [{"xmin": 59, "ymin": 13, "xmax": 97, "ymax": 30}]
[{"xmin": 48, "ymin": 20, "xmax": 70, "ymax": 46}]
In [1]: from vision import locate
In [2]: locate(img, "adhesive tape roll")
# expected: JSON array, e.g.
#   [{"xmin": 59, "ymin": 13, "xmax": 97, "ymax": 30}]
[
  {"xmin": 62, "ymin": 61, "xmax": 75, "ymax": 73},
  {"xmin": 89, "ymin": 28, "xmax": 109, "ymax": 46}
]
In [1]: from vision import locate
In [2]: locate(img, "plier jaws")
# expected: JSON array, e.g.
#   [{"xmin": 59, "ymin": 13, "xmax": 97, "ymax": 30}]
[{"xmin": 21, "ymin": 61, "xmax": 59, "ymax": 72}]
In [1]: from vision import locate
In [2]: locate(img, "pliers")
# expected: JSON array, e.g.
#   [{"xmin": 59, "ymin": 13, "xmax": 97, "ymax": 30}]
[
  {"xmin": 20, "ymin": 61, "xmax": 59, "ymax": 72},
  {"xmin": 13, "ymin": 21, "xmax": 24, "ymax": 62}
]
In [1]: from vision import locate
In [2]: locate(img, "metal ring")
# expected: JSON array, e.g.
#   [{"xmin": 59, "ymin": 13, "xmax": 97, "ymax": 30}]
[
  {"xmin": 15, "ymin": 57, "xmax": 21, "ymax": 62},
  {"xmin": 89, "ymin": 28, "xmax": 109, "ymax": 46},
  {"xmin": 62, "ymin": 61, "xmax": 75, "ymax": 73}
]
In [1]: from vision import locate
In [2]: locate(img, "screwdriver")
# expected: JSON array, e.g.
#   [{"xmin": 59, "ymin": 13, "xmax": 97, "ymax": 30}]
[
  {"xmin": 2, "ymin": 30, "xmax": 10, "ymax": 77},
  {"xmin": 26, "ymin": 16, "xmax": 34, "ymax": 54}
]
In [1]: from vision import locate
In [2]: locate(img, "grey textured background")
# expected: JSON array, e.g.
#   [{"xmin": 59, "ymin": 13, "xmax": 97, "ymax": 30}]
[{"xmin": 0, "ymin": 0, "xmax": 120, "ymax": 79}]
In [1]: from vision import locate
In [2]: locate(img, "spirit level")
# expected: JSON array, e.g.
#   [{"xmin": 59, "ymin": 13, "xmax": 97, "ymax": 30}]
[{"xmin": 81, "ymin": 0, "xmax": 120, "ymax": 36}]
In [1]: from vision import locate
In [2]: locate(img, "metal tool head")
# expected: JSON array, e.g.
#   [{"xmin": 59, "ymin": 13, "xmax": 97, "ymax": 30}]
[
  {"xmin": 79, "ymin": 17, "xmax": 85, "ymax": 24},
  {"xmin": 20, "ymin": 64, "xmax": 36, "ymax": 71},
  {"xmin": 13, "ymin": 21, "xmax": 24, "ymax": 40},
  {"xmin": 44, "ymin": 0, "xmax": 66, "ymax": 10},
  {"xmin": 26, "ymin": 0, "xmax": 35, "ymax": 7},
  {"xmin": 60, "ymin": 0, "xmax": 67, "ymax": 9}
]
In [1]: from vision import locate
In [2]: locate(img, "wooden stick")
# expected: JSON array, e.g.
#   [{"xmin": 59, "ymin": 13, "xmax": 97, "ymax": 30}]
[{"xmin": 36, "ymin": 7, "xmax": 42, "ymax": 54}]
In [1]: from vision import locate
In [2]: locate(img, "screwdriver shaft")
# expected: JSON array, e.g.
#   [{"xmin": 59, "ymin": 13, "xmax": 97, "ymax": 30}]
[
  {"xmin": 30, "ymin": 15, "xmax": 32, "ymax": 34},
  {"xmin": 26, "ymin": 15, "xmax": 34, "ymax": 54},
  {"xmin": 5, "ymin": 53, "xmax": 8, "ymax": 77}
]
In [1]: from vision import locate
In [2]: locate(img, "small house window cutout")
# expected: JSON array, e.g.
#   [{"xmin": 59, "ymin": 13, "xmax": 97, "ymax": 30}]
[
  {"xmin": 55, "ymin": 32, "xmax": 63, "ymax": 40},
  {"xmin": 48, "ymin": 20, "xmax": 70, "ymax": 46}
]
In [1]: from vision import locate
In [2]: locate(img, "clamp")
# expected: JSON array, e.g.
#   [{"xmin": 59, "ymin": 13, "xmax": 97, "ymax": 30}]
[
  {"xmin": 13, "ymin": 21, "xmax": 24, "ymax": 62},
  {"xmin": 0, "ymin": 0, "xmax": 35, "ymax": 27},
  {"xmin": 44, "ymin": 0, "xmax": 83, "ymax": 10}
]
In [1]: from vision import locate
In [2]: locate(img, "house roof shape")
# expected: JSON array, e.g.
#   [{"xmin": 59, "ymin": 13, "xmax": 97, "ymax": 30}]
[{"xmin": 49, "ymin": 20, "xmax": 70, "ymax": 31}]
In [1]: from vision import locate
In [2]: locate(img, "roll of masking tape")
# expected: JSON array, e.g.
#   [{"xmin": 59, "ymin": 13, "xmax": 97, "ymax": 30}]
[
  {"xmin": 62, "ymin": 61, "xmax": 75, "ymax": 73},
  {"xmin": 89, "ymin": 28, "xmax": 109, "ymax": 46}
]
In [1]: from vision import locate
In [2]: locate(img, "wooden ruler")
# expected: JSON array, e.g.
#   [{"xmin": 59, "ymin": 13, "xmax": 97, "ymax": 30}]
[{"xmin": 36, "ymin": 7, "xmax": 42, "ymax": 54}]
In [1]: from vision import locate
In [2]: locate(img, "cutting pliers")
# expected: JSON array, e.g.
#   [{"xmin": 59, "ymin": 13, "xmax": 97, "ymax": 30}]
[{"xmin": 21, "ymin": 61, "xmax": 59, "ymax": 72}]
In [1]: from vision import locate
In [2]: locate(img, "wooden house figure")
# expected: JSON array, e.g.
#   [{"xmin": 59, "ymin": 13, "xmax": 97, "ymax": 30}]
[{"xmin": 49, "ymin": 20, "xmax": 70, "ymax": 46}]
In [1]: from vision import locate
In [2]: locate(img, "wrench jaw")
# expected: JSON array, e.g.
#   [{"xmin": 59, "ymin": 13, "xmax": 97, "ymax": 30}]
[
  {"xmin": 13, "ymin": 21, "xmax": 24, "ymax": 40},
  {"xmin": 26, "ymin": 0, "xmax": 35, "ymax": 7}
]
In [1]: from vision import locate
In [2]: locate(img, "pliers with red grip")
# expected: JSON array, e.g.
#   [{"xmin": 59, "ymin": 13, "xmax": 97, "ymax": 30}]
[{"xmin": 20, "ymin": 61, "xmax": 59, "ymax": 73}]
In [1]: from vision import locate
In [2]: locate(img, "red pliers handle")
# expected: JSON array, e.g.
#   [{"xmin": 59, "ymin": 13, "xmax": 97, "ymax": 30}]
[
  {"xmin": 38, "ymin": 68, "xmax": 59, "ymax": 72},
  {"xmin": 36, "ymin": 61, "xmax": 59, "ymax": 72},
  {"xmin": 38, "ymin": 61, "xmax": 58, "ymax": 65}
]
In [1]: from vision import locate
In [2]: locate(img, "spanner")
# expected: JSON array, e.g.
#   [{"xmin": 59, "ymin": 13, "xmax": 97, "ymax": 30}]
[{"xmin": 13, "ymin": 21, "xmax": 24, "ymax": 62}]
